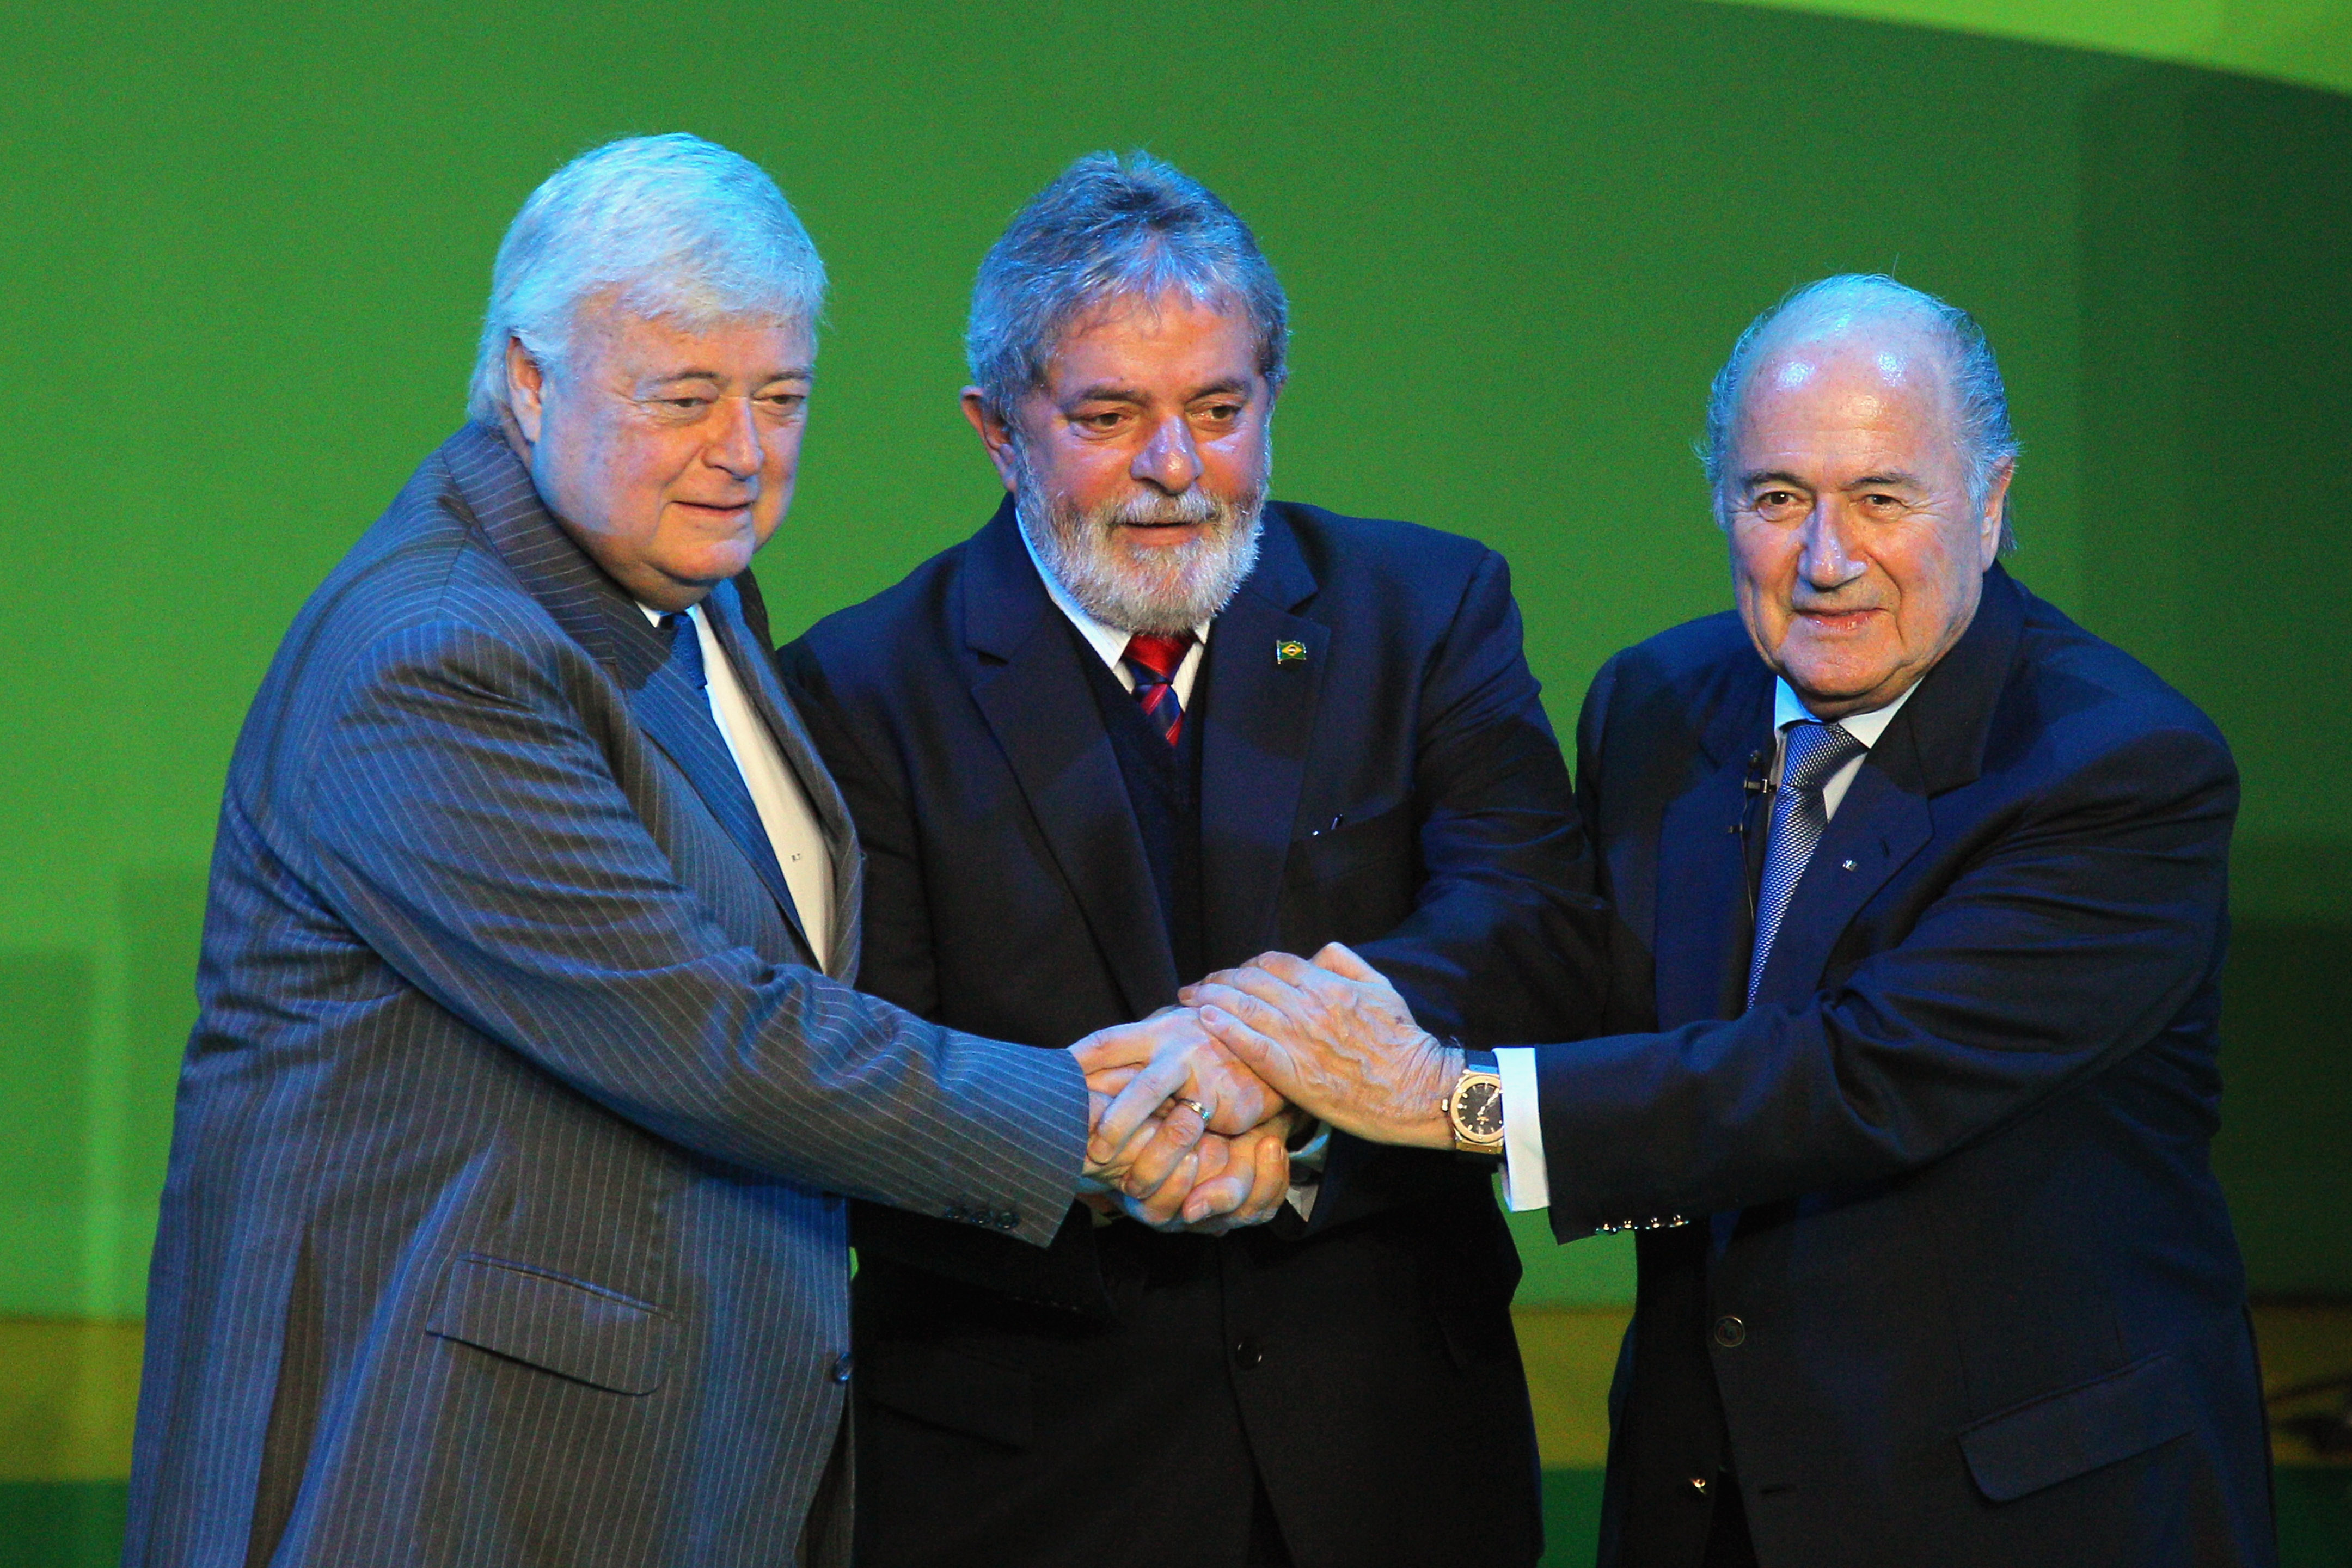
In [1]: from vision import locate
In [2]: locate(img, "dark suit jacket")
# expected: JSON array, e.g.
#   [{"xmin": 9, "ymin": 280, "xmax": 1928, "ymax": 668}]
[
  {"xmin": 1542, "ymin": 566, "xmax": 2273, "ymax": 1567},
  {"xmin": 126, "ymin": 427, "xmax": 1087, "ymax": 1568},
  {"xmin": 782, "ymin": 500, "xmax": 1606, "ymax": 1568}
]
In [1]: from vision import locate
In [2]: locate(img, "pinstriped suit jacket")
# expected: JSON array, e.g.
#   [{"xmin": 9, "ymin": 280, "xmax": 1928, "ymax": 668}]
[{"xmin": 126, "ymin": 424, "xmax": 1087, "ymax": 1568}]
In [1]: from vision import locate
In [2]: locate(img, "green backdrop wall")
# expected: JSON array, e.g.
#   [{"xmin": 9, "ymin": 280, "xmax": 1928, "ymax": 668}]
[
  {"xmin": 1, "ymin": 0, "xmax": 2345, "ymax": 1325},
  {"xmin": 1722, "ymin": 0, "xmax": 2352, "ymax": 96}
]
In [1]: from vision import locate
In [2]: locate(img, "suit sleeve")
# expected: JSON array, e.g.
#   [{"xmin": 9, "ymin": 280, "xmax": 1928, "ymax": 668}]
[
  {"xmin": 1352, "ymin": 547, "xmax": 1609, "ymax": 1040},
  {"xmin": 1532, "ymin": 720, "xmax": 2235, "ymax": 1240},
  {"xmin": 1309, "ymin": 549, "xmax": 1611, "ymax": 1231},
  {"xmin": 284, "ymin": 616, "xmax": 1086, "ymax": 1248}
]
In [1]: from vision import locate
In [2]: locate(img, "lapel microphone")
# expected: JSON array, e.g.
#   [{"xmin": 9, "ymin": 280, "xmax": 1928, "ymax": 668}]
[
  {"xmin": 1737, "ymin": 748, "xmax": 1771, "ymax": 923},
  {"xmin": 1737, "ymin": 749, "xmax": 1770, "ymax": 825}
]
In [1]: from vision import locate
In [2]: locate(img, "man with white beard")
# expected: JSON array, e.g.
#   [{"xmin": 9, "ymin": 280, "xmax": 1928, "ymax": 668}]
[{"xmin": 781, "ymin": 153, "xmax": 1606, "ymax": 1568}]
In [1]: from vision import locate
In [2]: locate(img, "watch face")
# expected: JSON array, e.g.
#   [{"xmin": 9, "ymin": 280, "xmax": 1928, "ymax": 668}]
[{"xmin": 1454, "ymin": 1078, "xmax": 1504, "ymax": 1140}]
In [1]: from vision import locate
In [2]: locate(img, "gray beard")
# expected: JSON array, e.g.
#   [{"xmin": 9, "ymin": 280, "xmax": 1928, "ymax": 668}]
[{"xmin": 1012, "ymin": 447, "xmax": 1265, "ymax": 636}]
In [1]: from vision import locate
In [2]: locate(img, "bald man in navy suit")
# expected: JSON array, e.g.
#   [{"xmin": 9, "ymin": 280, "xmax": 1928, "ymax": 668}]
[{"xmin": 1191, "ymin": 277, "xmax": 2274, "ymax": 1567}]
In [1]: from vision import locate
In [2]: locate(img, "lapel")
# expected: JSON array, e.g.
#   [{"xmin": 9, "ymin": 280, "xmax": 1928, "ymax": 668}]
[
  {"xmin": 1747, "ymin": 759, "xmax": 1930, "ymax": 1007},
  {"xmin": 703, "ymin": 578, "xmax": 863, "ymax": 980},
  {"xmin": 444, "ymin": 423, "xmax": 630, "ymax": 670},
  {"xmin": 1197, "ymin": 507, "xmax": 1327, "ymax": 970},
  {"xmin": 961, "ymin": 501, "xmax": 1178, "ymax": 1017},
  {"xmin": 1748, "ymin": 565, "xmax": 2028, "ymax": 1006},
  {"xmin": 1653, "ymin": 658, "xmax": 1774, "ymax": 1026},
  {"xmin": 442, "ymin": 425, "xmax": 813, "ymax": 960}
]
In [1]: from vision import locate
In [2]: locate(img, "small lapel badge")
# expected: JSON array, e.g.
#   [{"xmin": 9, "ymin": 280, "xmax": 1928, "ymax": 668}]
[{"xmin": 1275, "ymin": 639, "xmax": 1309, "ymax": 665}]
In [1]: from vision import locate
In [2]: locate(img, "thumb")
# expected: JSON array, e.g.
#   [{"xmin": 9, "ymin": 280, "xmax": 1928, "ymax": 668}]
[
  {"xmin": 1312, "ymin": 941, "xmax": 1380, "ymax": 983},
  {"xmin": 1070, "ymin": 1024, "xmax": 1152, "ymax": 1074}
]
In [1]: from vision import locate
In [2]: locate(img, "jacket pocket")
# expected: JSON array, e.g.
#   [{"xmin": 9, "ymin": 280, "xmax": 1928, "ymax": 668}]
[
  {"xmin": 1285, "ymin": 799, "xmax": 1415, "ymax": 885},
  {"xmin": 426, "ymin": 1252, "xmax": 673, "ymax": 1395},
  {"xmin": 1279, "ymin": 801, "xmax": 1420, "ymax": 951},
  {"xmin": 1957, "ymin": 1346, "xmax": 2196, "ymax": 1502},
  {"xmin": 859, "ymin": 1343, "xmax": 1034, "ymax": 1450}
]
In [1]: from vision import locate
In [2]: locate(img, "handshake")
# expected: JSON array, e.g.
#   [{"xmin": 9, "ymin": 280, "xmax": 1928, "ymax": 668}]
[{"xmin": 1066, "ymin": 942, "xmax": 1470, "ymax": 1233}]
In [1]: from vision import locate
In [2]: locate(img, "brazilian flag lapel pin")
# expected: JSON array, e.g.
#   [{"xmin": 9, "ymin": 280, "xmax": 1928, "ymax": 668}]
[{"xmin": 1275, "ymin": 639, "xmax": 1309, "ymax": 665}]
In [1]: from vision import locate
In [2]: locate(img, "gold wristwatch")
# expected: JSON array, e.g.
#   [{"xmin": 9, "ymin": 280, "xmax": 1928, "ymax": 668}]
[{"xmin": 1444, "ymin": 1046, "xmax": 1505, "ymax": 1156}]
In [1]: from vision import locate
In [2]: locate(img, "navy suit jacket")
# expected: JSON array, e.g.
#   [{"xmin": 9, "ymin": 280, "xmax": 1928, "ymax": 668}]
[
  {"xmin": 782, "ymin": 501, "xmax": 1606, "ymax": 1567},
  {"xmin": 1543, "ymin": 566, "xmax": 2273, "ymax": 1566},
  {"xmin": 127, "ymin": 427, "xmax": 1086, "ymax": 1568}
]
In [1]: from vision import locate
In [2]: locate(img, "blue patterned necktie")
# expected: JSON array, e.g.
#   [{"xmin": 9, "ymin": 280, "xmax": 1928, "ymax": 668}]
[
  {"xmin": 661, "ymin": 610, "xmax": 708, "ymax": 689},
  {"xmin": 657, "ymin": 611, "xmax": 798, "ymax": 927},
  {"xmin": 1122, "ymin": 632, "xmax": 1196, "ymax": 745},
  {"xmin": 1747, "ymin": 719, "xmax": 1866, "ymax": 1007}
]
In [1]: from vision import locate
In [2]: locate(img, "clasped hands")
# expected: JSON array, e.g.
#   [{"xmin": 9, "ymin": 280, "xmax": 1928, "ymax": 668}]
[
  {"xmin": 1070, "ymin": 1007, "xmax": 1298, "ymax": 1234},
  {"xmin": 1070, "ymin": 943, "xmax": 1463, "ymax": 1234}
]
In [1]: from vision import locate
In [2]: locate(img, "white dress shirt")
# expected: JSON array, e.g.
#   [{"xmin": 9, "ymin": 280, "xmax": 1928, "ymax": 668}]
[
  {"xmin": 1019, "ymin": 527, "xmax": 1212, "ymax": 700},
  {"xmin": 1493, "ymin": 676, "xmax": 1917, "ymax": 1211},
  {"xmin": 641, "ymin": 603, "xmax": 835, "ymax": 975}
]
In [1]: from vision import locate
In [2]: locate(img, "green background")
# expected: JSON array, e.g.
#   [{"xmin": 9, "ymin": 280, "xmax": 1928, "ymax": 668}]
[
  {"xmin": 5, "ymin": 0, "xmax": 2345, "ymax": 1322},
  {"xmin": 0, "ymin": 0, "xmax": 2347, "ymax": 1559}
]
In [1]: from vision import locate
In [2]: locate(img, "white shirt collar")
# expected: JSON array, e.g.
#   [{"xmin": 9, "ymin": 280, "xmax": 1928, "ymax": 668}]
[
  {"xmin": 1017, "ymin": 517, "xmax": 1214, "ymax": 667},
  {"xmin": 1773, "ymin": 675, "xmax": 1917, "ymax": 749}
]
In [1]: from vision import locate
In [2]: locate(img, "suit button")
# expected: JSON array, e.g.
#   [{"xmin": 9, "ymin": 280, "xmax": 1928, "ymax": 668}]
[
  {"xmin": 1232, "ymin": 1338, "xmax": 1264, "ymax": 1369},
  {"xmin": 831, "ymin": 1352, "xmax": 853, "ymax": 1384},
  {"xmin": 944, "ymin": 1205, "xmax": 966, "ymax": 1223},
  {"xmin": 995, "ymin": 1209, "xmax": 1019, "ymax": 1230},
  {"xmin": 1713, "ymin": 1315, "xmax": 1747, "ymax": 1349}
]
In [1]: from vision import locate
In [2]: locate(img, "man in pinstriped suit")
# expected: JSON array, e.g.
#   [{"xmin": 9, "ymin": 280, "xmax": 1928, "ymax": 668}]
[{"xmin": 124, "ymin": 134, "xmax": 1257, "ymax": 1568}]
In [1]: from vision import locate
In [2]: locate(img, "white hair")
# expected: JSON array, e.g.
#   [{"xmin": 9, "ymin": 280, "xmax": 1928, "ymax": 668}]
[
  {"xmin": 466, "ymin": 133, "xmax": 826, "ymax": 426},
  {"xmin": 1701, "ymin": 274, "xmax": 2022, "ymax": 552}
]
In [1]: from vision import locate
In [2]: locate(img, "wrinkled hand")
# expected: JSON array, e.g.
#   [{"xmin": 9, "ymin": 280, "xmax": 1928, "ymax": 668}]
[
  {"xmin": 1067, "ymin": 1007, "xmax": 1296, "ymax": 1232},
  {"xmin": 1076, "ymin": 1006, "xmax": 1287, "ymax": 1159},
  {"xmin": 1181, "ymin": 942, "xmax": 1460, "ymax": 1150}
]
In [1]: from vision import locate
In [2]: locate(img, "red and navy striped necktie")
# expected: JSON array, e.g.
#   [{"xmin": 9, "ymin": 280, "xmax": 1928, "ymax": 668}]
[{"xmin": 1121, "ymin": 632, "xmax": 1196, "ymax": 745}]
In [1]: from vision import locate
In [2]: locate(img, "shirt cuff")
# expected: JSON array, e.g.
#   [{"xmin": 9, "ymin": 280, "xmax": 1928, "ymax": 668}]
[
  {"xmin": 1284, "ymin": 1120, "xmax": 1330, "ymax": 1220},
  {"xmin": 1496, "ymin": 1046, "xmax": 1551, "ymax": 1211}
]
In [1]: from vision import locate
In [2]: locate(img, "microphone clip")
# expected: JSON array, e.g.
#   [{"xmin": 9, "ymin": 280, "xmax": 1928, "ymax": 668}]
[{"xmin": 1730, "ymin": 750, "xmax": 1770, "ymax": 836}]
